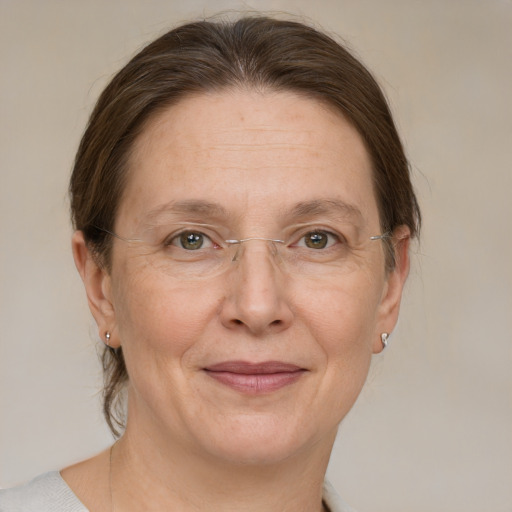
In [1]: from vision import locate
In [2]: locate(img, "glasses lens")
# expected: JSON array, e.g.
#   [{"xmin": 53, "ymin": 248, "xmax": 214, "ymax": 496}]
[{"xmin": 108, "ymin": 225, "xmax": 385, "ymax": 280}]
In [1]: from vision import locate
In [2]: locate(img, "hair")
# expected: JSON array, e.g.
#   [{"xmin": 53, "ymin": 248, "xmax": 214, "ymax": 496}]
[{"xmin": 69, "ymin": 15, "xmax": 421, "ymax": 436}]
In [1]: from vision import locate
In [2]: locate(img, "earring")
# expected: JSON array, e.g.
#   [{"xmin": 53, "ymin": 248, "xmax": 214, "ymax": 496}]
[
  {"xmin": 105, "ymin": 332, "xmax": 111, "ymax": 347},
  {"xmin": 380, "ymin": 332, "xmax": 389, "ymax": 349}
]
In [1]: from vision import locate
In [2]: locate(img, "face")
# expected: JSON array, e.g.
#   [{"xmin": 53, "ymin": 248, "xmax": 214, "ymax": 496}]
[{"xmin": 75, "ymin": 90, "xmax": 408, "ymax": 465}]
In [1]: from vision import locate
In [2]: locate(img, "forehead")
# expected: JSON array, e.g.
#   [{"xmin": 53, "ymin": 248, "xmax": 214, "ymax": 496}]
[{"xmin": 119, "ymin": 89, "xmax": 378, "ymax": 231}]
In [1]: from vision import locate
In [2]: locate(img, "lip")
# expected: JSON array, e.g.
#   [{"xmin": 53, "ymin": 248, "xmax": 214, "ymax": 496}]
[{"xmin": 204, "ymin": 361, "xmax": 307, "ymax": 394}]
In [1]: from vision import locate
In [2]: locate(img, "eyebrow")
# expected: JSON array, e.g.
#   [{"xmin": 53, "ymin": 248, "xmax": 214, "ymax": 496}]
[
  {"xmin": 287, "ymin": 199, "xmax": 364, "ymax": 221},
  {"xmin": 141, "ymin": 200, "xmax": 229, "ymax": 223},
  {"xmin": 139, "ymin": 198, "xmax": 363, "ymax": 226}
]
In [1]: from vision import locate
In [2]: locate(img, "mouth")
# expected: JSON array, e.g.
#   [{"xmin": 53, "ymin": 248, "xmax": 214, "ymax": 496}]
[{"xmin": 203, "ymin": 361, "xmax": 307, "ymax": 394}]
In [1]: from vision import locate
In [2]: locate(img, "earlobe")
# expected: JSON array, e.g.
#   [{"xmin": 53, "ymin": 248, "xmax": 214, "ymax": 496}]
[
  {"xmin": 72, "ymin": 231, "xmax": 117, "ymax": 344},
  {"xmin": 373, "ymin": 225, "xmax": 411, "ymax": 354}
]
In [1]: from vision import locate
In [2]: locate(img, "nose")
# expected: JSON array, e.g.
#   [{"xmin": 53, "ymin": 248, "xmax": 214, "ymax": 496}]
[{"xmin": 219, "ymin": 240, "xmax": 294, "ymax": 336}]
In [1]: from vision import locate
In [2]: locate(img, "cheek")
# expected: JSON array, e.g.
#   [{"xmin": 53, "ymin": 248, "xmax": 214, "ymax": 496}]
[
  {"xmin": 112, "ymin": 267, "xmax": 220, "ymax": 361},
  {"xmin": 297, "ymin": 279, "xmax": 382, "ymax": 418},
  {"xmin": 294, "ymin": 272, "xmax": 383, "ymax": 353}
]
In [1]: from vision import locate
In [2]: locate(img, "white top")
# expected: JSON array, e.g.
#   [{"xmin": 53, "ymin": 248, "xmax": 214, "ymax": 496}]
[
  {"xmin": 0, "ymin": 472, "xmax": 86, "ymax": 512},
  {"xmin": 0, "ymin": 472, "xmax": 356, "ymax": 512}
]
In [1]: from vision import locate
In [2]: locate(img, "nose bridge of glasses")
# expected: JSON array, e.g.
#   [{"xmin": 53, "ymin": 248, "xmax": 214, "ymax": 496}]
[{"xmin": 225, "ymin": 237, "xmax": 285, "ymax": 263}]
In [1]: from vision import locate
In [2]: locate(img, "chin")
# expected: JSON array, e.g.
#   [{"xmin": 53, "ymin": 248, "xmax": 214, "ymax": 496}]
[
  {"xmin": 193, "ymin": 413, "xmax": 328, "ymax": 467},
  {"xmin": 208, "ymin": 438, "xmax": 307, "ymax": 467}
]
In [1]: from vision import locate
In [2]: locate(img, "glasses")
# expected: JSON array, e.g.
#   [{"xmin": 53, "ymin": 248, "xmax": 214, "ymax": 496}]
[{"xmin": 96, "ymin": 223, "xmax": 390, "ymax": 280}]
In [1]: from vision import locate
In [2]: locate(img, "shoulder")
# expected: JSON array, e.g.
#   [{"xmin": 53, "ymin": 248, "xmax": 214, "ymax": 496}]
[
  {"xmin": 0, "ymin": 471, "xmax": 88, "ymax": 512},
  {"xmin": 323, "ymin": 480, "xmax": 358, "ymax": 512}
]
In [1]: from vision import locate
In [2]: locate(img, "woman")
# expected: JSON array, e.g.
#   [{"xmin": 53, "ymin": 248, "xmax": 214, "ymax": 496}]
[{"xmin": 0, "ymin": 15, "xmax": 420, "ymax": 512}]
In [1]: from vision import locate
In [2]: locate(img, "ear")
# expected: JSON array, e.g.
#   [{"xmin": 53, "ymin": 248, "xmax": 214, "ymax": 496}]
[
  {"xmin": 72, "ymin": 231, "xmax": 118, "ymax": 347},
  {"xmin": 373, "ymin": 225, "xmax": 411, "ymax": 354}
]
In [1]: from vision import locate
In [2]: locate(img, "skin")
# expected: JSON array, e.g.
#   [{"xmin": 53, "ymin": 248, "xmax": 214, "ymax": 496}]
[{"xmin": 66, "ymin": 89, "xmax": 410, "ymax": 512}]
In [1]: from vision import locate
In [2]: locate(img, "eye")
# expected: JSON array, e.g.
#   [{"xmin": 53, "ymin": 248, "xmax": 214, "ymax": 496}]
[
  {"xmin": 169, "ymin": 231, "xmax": 214, "ymax": 250},
  {"xmin": 299, "ymin": 230, "xmax": 339, "ymax": 250}
]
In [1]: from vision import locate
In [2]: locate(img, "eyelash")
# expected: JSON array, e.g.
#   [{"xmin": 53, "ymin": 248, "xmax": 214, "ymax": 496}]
[
  {"xmin": 164, "ymin": 230, "xmax": 216, "ymax": 250},
  {"xmin": 293, "ymin": 230, "xmax": 342, "ymax": 249},
  {"xmin": 164, "ymin": 228, "xmax": 345, "ymax": 250}
]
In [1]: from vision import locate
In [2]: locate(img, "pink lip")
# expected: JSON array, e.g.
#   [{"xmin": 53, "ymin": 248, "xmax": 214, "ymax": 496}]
[{"xmin": 204, "ymin": 361, "xmax": 306, "ymax": 394}]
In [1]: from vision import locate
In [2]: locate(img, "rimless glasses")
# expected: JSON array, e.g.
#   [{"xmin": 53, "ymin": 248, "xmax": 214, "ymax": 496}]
[{"xmin": 94, "ymin": 222, "xmax": 390, "ymax": 281}]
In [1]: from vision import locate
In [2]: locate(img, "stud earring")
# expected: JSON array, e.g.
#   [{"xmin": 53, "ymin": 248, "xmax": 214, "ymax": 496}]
[
  {"xmin": 105, "ymin": 332, "xmax": 111, "ymax": 347},
  {"xmin": 380, "ymin": 332, "xmax": 389, "ymax": 349}
]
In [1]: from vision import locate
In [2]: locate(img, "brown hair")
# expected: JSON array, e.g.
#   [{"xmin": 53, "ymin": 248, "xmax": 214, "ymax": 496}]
[{"xmin": 70, "ymin": 15, "xmax": 421, "ymax": 436}]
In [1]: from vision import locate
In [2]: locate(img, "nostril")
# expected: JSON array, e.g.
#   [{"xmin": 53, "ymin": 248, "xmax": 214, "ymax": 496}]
[{"xmin": 231, "ymin": 318, "xmax": 282, "ymax": 328}]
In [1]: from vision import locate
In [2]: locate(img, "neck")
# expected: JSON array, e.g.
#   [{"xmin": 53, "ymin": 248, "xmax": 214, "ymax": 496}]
[{"xmin": 111, "ymin": 422, "xmax": 335, "ymax": 512}]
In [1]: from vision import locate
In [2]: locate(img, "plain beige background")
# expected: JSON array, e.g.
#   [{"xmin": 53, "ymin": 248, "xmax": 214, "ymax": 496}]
[{"xmin": 1, "ymin": 1, "xmax": 511, "ymax": 511}]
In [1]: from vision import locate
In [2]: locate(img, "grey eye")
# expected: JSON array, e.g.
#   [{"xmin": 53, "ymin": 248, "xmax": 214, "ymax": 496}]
[
  {"xmin": 177, "ymin": 232, "xmax": 206, "ymax": 250},
  {"xmin": 299, "ymin": 231, "xmax": 337, "ymax": 249},
  {"xmin": 303, "ymin": 231, "xmax": 330, "ymax": 249}
]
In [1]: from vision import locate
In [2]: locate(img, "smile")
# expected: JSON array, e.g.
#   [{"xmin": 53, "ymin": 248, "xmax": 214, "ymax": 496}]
[{"xmin": 204, "ymin": 361, "xmax": 307, "ymax": 394}]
